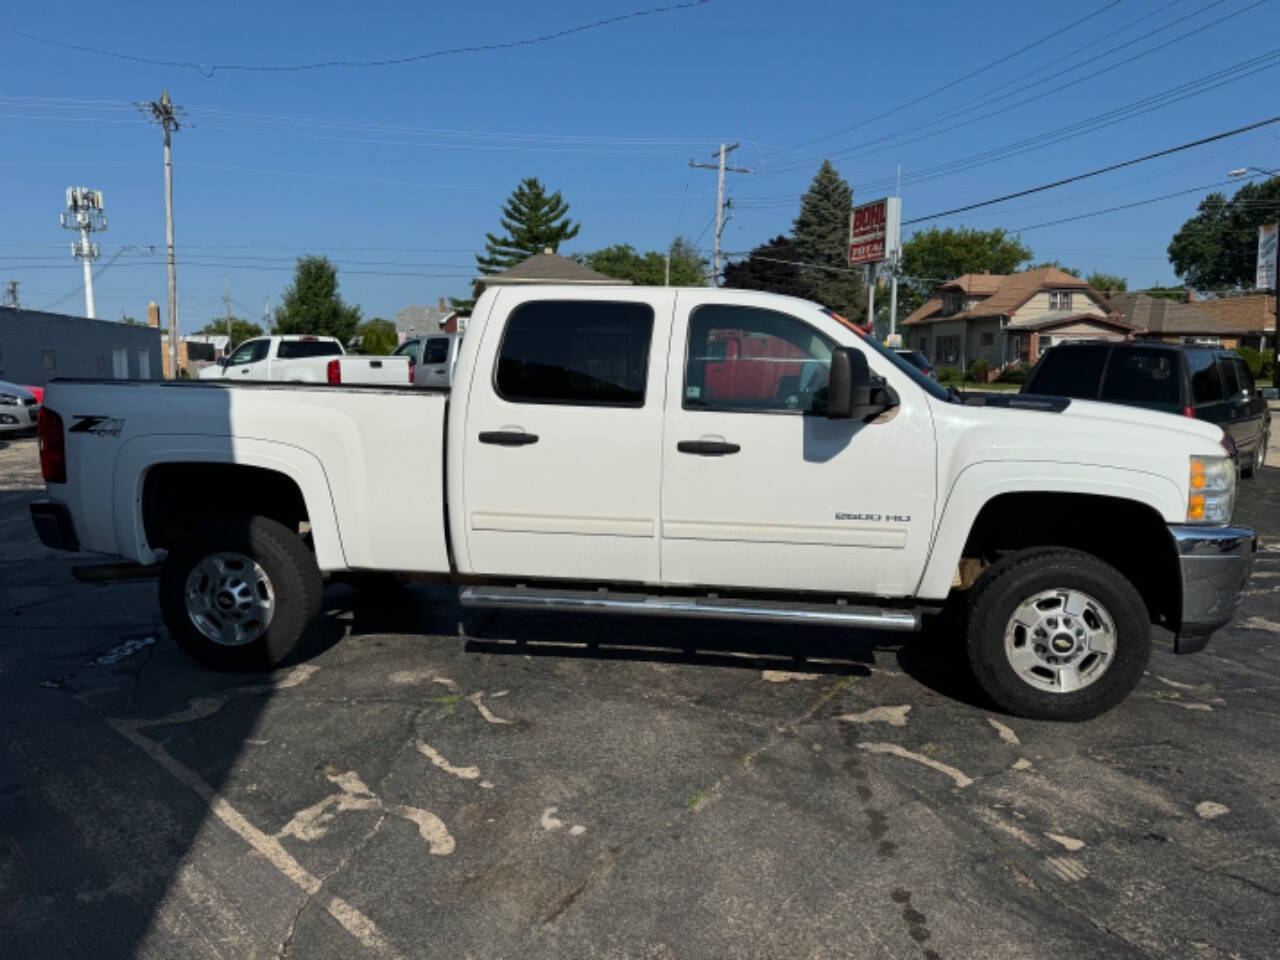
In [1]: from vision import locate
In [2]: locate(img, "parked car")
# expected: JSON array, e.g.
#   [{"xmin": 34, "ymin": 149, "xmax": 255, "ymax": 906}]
[
  {"xmin": 895, "ymin": 349, "xmax": 934, "ymax": 379},
  {"xmin": 0, "ymin": 380, "xmax": 39, "ymax": 435},
  {"xmin": 198, "ymin": 335, "xmax": 411, "ymax": 385},
  {"xmin": 394, "ymin": 333, "xmax": 460, "ymax": 389},
  {"xmin": 31, "ymin": 286, "xmax": 1255, "ymax": 721},
  {"xmin": 1021, "ymin": 341, "xmax": 1270, "ymax": 476}
]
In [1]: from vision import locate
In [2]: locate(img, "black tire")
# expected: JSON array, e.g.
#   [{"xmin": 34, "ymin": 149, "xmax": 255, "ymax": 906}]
[
  {"xmin": 965, "ymin": 548, "xmax": 1150, "ymax": 722},
  {"xmin": 160, "ymin": 515, "xmax": 323, "ymax": 671}
]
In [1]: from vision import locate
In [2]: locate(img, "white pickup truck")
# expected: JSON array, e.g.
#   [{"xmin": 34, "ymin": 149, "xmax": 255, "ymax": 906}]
[
  {"xmin": 30, "ymin": 286, "xmax": 1255, "ymax": 720},
  {"xmin": 198, "ymin": 334, "xmax": 410, "ymax": 385}
]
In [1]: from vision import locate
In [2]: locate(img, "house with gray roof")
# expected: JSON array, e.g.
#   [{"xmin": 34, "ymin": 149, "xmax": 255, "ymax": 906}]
[{"xmin": 476, "ymin": 249, "xmax": 626, "ymax": 289}]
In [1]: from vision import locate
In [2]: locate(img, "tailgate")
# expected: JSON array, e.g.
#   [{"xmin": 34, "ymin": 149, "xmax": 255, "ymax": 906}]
[{"xmin": 337, "ymin": 357, "xmax": 411, "ymax": 384}]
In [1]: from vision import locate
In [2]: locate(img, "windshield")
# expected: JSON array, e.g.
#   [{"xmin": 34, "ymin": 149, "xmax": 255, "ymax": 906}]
[{"xmin": 822, "ymin": 309, "xmax": 952, "ymax": 402}]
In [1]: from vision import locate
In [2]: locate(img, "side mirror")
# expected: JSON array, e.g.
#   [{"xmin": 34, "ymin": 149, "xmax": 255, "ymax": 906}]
[{"xmin": 827, "ymin": 347, "xmax": 872, "ymax": 419}]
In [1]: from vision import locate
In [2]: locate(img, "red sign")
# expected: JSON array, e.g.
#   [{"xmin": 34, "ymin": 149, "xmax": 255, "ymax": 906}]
[{"xmin": 848, "ymin": 197, "xmax": 900, "ymax": 266}]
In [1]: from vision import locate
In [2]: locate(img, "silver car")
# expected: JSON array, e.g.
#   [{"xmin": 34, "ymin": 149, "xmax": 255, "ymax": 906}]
[
  {"xmin": 0, "ymin": 380, "xmax": 40, "ymax": 435},
  {"xmin": 394, "ymin": 333, "xmax": 460, "ymax": 389}
]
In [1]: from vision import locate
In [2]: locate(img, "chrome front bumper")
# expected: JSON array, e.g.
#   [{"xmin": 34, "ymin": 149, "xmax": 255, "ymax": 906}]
[{"xmin": 1169, "ymin": 523, "xmax": 1257, "ymax": 654}]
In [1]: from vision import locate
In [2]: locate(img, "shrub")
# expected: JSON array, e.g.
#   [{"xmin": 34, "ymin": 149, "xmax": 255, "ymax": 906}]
[
  {"xmin": 936, "ymin": 366, "xmax": 963, "ymax": 384},
  {"xmin": 996, "ymin": 363, "xmax": 1027, "ymax": 384},
  {"xmin": 1238, "ymin": 346, "xmax": 1274, "ymax": 381},
  {"xmin": 967, "ymin": 358, "xmax": 990, "ymax": 383}
]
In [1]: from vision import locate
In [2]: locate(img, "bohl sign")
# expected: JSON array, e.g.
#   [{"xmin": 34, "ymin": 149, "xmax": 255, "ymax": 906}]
[{"xmin": 849, "ymin": 197, "xmax": 901, "ymax": 266}]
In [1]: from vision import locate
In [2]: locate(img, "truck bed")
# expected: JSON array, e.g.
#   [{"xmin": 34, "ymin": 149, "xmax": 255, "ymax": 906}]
[{"xmin": 41, "ymin": 378, "xmax": 451, "ymax": 574}]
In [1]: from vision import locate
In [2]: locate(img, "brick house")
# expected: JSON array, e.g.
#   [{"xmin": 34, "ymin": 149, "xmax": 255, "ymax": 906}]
[
  {"xmin": 1108, "ymin": 291, "xmax": 1275, "ymax": 352},
  {"xmin": 901, "ymin": 267, "xmax": 1133, "ymax": 371}
]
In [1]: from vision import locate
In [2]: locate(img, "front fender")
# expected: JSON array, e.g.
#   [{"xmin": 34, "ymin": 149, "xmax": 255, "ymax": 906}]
[
  {"xmin": 915, "ymin": 459, "xmax": 1184, "ymax": 600},
  {"xmin": 111, "ymin": 435, "xmax": 346, "ymax": 570}
]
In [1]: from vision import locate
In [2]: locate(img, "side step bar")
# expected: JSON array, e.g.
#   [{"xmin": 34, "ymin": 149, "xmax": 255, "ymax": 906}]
[{"xmin": 459, "ymin": 585, "xmax": 921, "ymax": 632}]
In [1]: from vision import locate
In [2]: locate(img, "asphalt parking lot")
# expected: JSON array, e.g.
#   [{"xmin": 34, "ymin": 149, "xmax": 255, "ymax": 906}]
[{"xmin": 1, "ymin": 432, "xmax": 1278, "ymax": 960}]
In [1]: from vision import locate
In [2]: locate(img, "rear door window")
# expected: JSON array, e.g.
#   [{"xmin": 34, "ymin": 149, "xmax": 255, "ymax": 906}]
[
  {"xmin": 1099, "ymin": 348, "xmax": 1180, "ymax": 410},
  {"xmin": 1219, "ymin": 356, "xmax": 1240, "ymax": 398},
  {"xmin": 1232, "ymin": 358, "xmax": 1256, "ymax": 398},
  {"xmin": 496, "ymin": 300, "xmax": 654, "ymax": 406},
  {"xmin": 1187, "ymin": 349, "xmax": 1225, "ymax": 406},
  {"xmin": 277, "ymin": 339, "xmax": 342, "ymax": 360},
  {"xmin": 424, "ymin": 338, "xmax": 450, "ymax": 365},
  {"xmin": 1025, "ymin": 344, "xmax": 1109, "ymax": 398}
]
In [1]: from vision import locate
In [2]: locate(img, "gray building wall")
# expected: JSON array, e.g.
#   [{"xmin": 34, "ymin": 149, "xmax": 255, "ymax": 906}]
[{"xmin": 0, "ymin": 308, "xmax": 163, "ymax": 385}]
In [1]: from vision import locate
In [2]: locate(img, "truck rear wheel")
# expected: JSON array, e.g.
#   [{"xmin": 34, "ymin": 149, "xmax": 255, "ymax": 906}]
[
  {"xmin": 159, "ymin": 515, "xmax": 323, "ymax": 671},
  {"xmin": 965, "ymin": 548, "xmax": 1150, "ymax": 721}
]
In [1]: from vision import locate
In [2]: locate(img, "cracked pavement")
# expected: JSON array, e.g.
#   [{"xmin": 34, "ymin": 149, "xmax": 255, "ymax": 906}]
[{"xmin": 1, "ymin": 433, "xmax": 1278, "ymax": 959}]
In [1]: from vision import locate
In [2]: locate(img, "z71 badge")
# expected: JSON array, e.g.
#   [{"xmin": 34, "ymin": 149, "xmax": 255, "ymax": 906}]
[{"xmin": 69, "ymin": 415, "xmax": 125, "ymax": 437}]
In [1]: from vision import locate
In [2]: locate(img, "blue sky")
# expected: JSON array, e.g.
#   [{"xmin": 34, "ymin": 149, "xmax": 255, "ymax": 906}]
[{"xmin": 2, "ymin": 0, "xmax": 1278, "ymax": 330}]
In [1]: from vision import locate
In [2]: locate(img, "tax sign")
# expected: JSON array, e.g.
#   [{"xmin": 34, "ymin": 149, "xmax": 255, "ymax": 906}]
[{"xmin": 848, "ymin": 196, "xmax": 901, "ymax": 266}]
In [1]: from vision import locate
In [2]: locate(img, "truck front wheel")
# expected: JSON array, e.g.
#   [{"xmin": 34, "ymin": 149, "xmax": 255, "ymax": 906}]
[
  {"xmin": 965, "ymin": 549, "xmax": 1150, "ymax": 721},
  {"xmin": 159, "ymin": 515, "xmax": 323, "ymax": 670}
]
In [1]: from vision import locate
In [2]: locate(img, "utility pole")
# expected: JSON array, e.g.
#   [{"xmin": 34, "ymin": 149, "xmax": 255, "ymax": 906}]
[
  {"xmin": 60, "ymin": 188, "xmax": 106, "ymax": 318},
  {"xmin": 139, "ymin": 90, "xmax": 183, "ymax": 377},
  {"xmin": 2, "ymin": 280, "xmax": 18, "ymax": 309},
  {"xmin": 690, "ymin": 142, "xmax": 751, "ymax": 285},
  {"xmin": 263, "ymin": 295, "xmax": 271, "ymax": 331},
  {"xmin": 224, "ymin": 275, "xmax": 232, "ymax": 343}
]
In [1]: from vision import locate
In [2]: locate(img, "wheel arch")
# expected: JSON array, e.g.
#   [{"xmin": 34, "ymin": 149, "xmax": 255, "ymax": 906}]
[{"xmin": 114, "ymin": 436, "xmax": 346, "ymax": 570}]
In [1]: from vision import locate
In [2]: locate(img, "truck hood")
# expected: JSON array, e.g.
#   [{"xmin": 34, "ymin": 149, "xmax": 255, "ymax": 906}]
[{"xmin": 1056, "ymin": 396, "xmax": 1226, "ymax": 446}]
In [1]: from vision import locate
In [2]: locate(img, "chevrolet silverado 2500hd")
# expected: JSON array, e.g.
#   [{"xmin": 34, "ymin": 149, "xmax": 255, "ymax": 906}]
[{"xmin": 29, "ymin": 286, "xmax": 1256, "ymax": 720}]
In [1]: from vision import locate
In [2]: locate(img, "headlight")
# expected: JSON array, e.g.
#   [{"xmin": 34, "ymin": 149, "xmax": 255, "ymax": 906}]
[
  {"xmin": 1188, "ymin": 455, "xmax": 1236, "ymax": 524},
  {"xmin": 0, "ymin": 394, "xmax": 18, "ymax": 406}
]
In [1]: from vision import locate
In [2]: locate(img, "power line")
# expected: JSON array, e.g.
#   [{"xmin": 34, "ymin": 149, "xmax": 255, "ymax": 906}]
[
  {"xmin": 0, "ymin": 1, "xmax": 711, "ymax": 77},
  {"xmin": 762, "ymin": 2, "xmax": 1269, "ymax": 179},
  {"xmin": 901, "ymin": 115, "xmax": 1280, "ymax": 225},
  {"xmin": 761, "ymin": 0, "xmax": 1125, "ymax": 159}
]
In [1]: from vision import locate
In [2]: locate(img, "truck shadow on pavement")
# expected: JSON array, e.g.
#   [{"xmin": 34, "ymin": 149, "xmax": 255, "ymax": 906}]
[{"xmin": 325, "ymin": 581, "xmax": 995, "ymax": 710}]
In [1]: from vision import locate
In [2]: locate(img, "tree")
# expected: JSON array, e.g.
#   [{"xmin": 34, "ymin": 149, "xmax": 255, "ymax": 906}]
[
  {"xmin": 273, "ymin": 256, "xmax": 361, "ymax": 344},
  {"xmin": 898, "ymin": 226, "xmax": 1032, "ymax": 314},
  {"xmin": 355, "ymin": 318, "xmax": 397, "ymax": 355},
  {"xmin": 198, "ymin": 317, "xmax": 263, "ymax": 349},
  {"xmin": 791, "ymin": 161, "xmax": 864, "ymax": 322},
  {"xmin": 575, "ymin": 236, "xmax": 707, "ymax": 286},
  {"xmin": 1028, "ymin": 260, "xmax": 1080, "ymax": 276},
  {"xmin": 1085, "ymin": 271, "xmax": 1127, "ymax": 293},
  {"xmin": 1168, "ymin": 177, "xmax": 1280, "ymax": 289},
  {"xmin": 453, "ymin": 177, "xmax": 581, "ymax": 312},
  {"xmin": 120, "ymin": 314, "xmax": 139, "ymax": 325},
  {"xmin": 722, "ymin": 235, "xmax": 810, "ymax": 298}
]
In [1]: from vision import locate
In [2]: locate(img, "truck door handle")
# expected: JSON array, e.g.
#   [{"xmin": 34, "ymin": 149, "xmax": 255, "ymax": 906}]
[
  {"xmin": 677, "ymin": 440, "xmax": 740, "ymax": 456},
  {"xmin": 479, "ymin": 431, "xmax": 539, "ymax": 446}
]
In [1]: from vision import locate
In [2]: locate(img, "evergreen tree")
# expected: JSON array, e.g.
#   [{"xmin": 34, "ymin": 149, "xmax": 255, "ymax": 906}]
[
  {"xmin": 452, "ymin": 177, "xmax": 580, "ymax": 311},
  {"xmin": 791, "ymin": 160, "xmax": 864, "ymax": 322},
  {"xmin": 273, "ymin": 256, "xmax": 362, "ymax": 345},
  {"xmin": 722, "ymin": 235, "xmax": 809, "ymax": 298}
]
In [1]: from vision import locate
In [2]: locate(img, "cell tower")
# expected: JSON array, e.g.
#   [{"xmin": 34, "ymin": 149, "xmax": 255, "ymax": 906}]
[{"xmin": 61, "ymin": 187, "xmax": 107, "ymax": 318}]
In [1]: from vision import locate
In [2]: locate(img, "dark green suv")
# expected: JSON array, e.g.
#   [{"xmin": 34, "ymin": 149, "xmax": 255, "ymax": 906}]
[{"xmin": 1022, "ymin": 341, "xmax": 1271, "ymax": 477}]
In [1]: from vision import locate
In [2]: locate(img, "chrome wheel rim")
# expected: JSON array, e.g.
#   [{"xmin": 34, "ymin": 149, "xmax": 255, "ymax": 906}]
[
  {"xmin": 184, "ymin": 552, "xmax": 276, "ymax": 647},
  {"xmin": 1003, "ymin": 588, "xmax": 1116, "ymax": 694}
]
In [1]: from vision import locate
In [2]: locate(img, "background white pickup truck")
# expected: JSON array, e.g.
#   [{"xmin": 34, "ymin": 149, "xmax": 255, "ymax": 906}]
[
  {"xmin": 30, "ymin": 286, "xmax": 1255, "ymax": 720},
  {"xmin": 198, "ymin": 334, "xmax": 410, "ymax": 384}
]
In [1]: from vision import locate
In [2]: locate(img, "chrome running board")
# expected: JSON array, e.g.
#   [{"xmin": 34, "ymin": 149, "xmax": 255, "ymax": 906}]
[{"xmin": 458, "ymin": 585, "xmax": 920, "ymax": 632}]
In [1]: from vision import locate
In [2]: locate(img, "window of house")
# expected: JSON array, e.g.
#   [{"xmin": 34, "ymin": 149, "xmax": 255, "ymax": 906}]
[
  {"xmin": 1049, "ymin": 290, "xmax": 1073, "ymax": 311},
  {"xmin": 943, "ymin": 292, "xmax": 961, "ymax": 313},
  {"xmin": 917, "ymin": 338, "xmax": 928, "ymax": 353},
  {"xmin": 495, "ymin": 300, "xmax": 653, "ymax": 406},
  {"xmin": 42, "ymin": 350, "xmax": 56, "ymax": 371},
  {"xmin": 979, "ymin": 332, "xmax": 994, "ymax": 346},
  {"xmin": 935, "ymin": 335, "xmax": 961, "ymax": 364},
  {"xmin": 1038, "ymin": 335, "xmax": 1053, "ymax": 356},
  {"xmin": 684, "ymin": 304, "xmax": 835, "ymax": 414}
]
